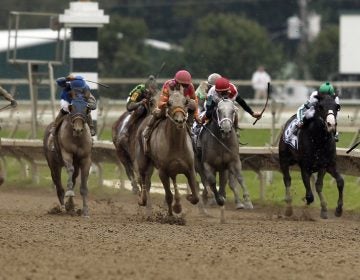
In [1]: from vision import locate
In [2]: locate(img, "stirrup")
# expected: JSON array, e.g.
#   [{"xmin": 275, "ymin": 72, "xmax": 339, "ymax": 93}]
[{"xmin": 90, "ymin": 128, "xmax": 96, "ymax": 136}]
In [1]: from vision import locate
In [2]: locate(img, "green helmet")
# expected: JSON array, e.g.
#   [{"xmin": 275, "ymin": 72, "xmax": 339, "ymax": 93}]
[{"xmin": 319, "ymin": 82, "xmax": 335, "ymax": 96}]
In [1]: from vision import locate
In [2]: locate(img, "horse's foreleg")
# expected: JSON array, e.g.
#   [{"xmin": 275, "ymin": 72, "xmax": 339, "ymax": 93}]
[
  {"xmin": 230, "ymin": 162, "xmax": 253, "ymax": 209},
  {"xmin": 327, "ymin": 166, "xmax": 344, "ymax": 217},
  {"xmin": 172, "ymin": 178, "xmax": 182, "ymax": 214},
  {"xmin": 159, "ymin": 170, "xmax": 173, "ymax": 216},
  {"xmin": 314, "ymin": 169, "xmax": 327, "ymax": 219},
  {"xmin": 300, "ymin": 168, "xmax": 314, "ymax": 205},
  {"xmin": 204, "ymin": 163, "xmax": 223, "ymax": 206},
  {"xmin": 219, "ymin": 171, "xmax": 228, "ymax": 224},
  {"xmin": 185, "ymin": 168, "xmax": 199, "ymax": 205},
  {"xmin": 228, "ymin": 173, "xmax": 244, "ymax": 209},
  {"xmin": 62, "ymin": 153, "xmax": 75, "ymax": 197},
  {"xmin": 80, "ymin": 158, "xmax": 92, "ymax": 218}
]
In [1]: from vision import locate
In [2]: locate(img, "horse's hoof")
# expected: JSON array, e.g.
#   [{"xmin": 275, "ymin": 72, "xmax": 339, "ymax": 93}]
[
  {"xmin": 138, "ymin": 199, "xmax": 146, "ymax": 207},
  {"xmin": 173, "ymin": 204, "xmax": 182, "ymax": 214},
  {"xmin": 305, "ymin": 195, "xmax": 314, "ymax": 205},
  {"xmin": 186, "ymin": 194, "xmax": 199, "ymax": 205},
  {"xmin": 65, "ymin": 190, "xmax": 75, "ymax": 197},
  {"xmin": 320, "ymin": 210, "xmax": 328, "ymax": 219},
  {"xmin": 285, "ymin": 206, "xmax": 293, "ymax": 217},
  {"xmin": 216, "ymin": 196, "xmax": 225, "ymax": 206},
  {"xmin": 335, "ymin": 207, "xmax": 343, "ymax": 217},
  {"xmin": 235, "ymin": 202, "xmax": 245, "ymax": 209},
  {"xmin": 244, "ymin": 201, "xmax": 254, "ymax": 209}
]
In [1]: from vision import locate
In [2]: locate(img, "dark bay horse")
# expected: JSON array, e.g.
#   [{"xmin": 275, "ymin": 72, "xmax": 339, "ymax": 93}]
[
  {"xmin": 196, "ymin": 98, "xmax": 253, "ymax": 222},
  {"xmin": 112, "ymin": 96, "xmax": 156, "ymax": 194},
  {"xmin": 43, "ymin": 94, "xmax": 93, "ymax": 217},
  {"xmin": 279, "ymin": 94, "xmax": 344, "ymax": 219},
  {"xmin": 135, "ymin": 88, "xmax": 199, "ymax": 216}
]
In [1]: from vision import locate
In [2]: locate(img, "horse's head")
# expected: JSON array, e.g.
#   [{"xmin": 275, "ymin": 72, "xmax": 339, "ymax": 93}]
[
  {"xmin": 215, "ymin": 98, "xmax": 236, "ymax": 138},
  {"xmin": 166, "ymin": 86, "xmax": 188, "ymax": 129},
  {"xmin": 68, "ymin": 94, "xmax": 89, "ymax": 136},
  {"xmin": 314, "ymin": 94, "xmax": 338, "ymax": 135}
]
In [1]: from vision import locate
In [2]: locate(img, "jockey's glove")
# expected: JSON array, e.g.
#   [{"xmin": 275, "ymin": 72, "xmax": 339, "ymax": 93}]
[
  {"xmin": 10, "ymin": 99, "xmax": 17, "ymax": 107},
  {"xmin": 153, "ymin": 107, "xmax": 162, "ymax": 117}
]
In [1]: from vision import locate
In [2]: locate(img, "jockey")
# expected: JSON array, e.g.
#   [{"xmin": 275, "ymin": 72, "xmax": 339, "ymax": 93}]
[
  {"xmin": 195, "ymin": 73, "xmax": 222, "ymax": 113},
  {"xmin": 142, "ymin": 70, "xmax": 199, "ymax": 144},
  {"xmin": 292, "ymin": 81, "xmax": 340, "ymax": 141},
  {"xmin": 119, "ymin": 75, "xmax": 158, "ymax": 144},
  {"xmin": 0, "ymin": 85, "xmax": 17, "ymax": 107},
  {"xmin": 51, "ymin": 75, "xmax": 97, "ymax": 137},
  {"xmin": 203, "ymin": 77, "xmax": 262, "ymax": 124}
]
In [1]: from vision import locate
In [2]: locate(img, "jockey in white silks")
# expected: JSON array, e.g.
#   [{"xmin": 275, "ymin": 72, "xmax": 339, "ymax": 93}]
[{"xmin": 292, "ymin": 81, "xmax": 340, "ymax": 141}]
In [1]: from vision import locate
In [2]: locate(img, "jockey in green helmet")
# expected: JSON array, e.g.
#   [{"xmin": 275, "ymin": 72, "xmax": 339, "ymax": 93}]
[{"xmin": 293, "ymin": 81, "xmax": 340, "ymax": 141}]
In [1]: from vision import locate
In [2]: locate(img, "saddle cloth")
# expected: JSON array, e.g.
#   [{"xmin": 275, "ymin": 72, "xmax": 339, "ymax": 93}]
[{"xmin": 283, "ymin": 119, "xmax": 298, "ymax": 150}]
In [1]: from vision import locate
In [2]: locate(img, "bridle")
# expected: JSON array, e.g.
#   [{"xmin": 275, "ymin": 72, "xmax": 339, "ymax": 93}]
[{"xmin": 215, "ymin": 99, "xmax": 235, "ymax": 128}]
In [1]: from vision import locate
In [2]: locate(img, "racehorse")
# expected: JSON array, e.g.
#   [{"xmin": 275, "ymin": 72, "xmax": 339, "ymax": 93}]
[
  {"xmin": 112, "ymin": 95, "xmax": 156, "ymax": 194},
  {"xmin": 135, "ymin": 87, "xmax": 199, "ymax": 216},
  {"xmin": 279, "ymin": 94, "xmax": 344, "ymax": 219},
  {"xmin": 196, "ymin": 98, "xmax": 253, "ymax": 223},
  {"xmin": 43, "ymin": 93, "xmax": 93, "ymax": 217}
]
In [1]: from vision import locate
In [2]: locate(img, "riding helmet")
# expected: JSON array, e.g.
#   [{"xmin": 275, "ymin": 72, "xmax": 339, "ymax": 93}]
[
  {"xmin": 174, "ymin": 70, "xmax": 192, "ymax": 85},
  {"xmin": 70, "ymin": 78, "xmax": 86, "ymax": 90},
  {"xmin": 319, "ymin": 82, "xmax": 335, "ymax": 96},
  {"xmin": 215, "ymin": 77, "xmax": 230, "ymax": 92},
  {"xmin": 207, "ymin": 73, "xmax": 222, "ymax": 86}
]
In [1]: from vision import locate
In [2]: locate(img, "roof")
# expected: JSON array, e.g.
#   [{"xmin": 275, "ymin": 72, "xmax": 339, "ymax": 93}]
[{"xmin": 0, "ymin": 28, "xmax": 70, "ymax": 53}]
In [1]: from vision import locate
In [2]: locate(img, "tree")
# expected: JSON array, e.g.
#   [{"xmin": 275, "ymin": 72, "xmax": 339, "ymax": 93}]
[
  {"xmin": 183, "ymin": 13, "xmax": 284, "ymax": 80},
  {"xmin": 98, "ymin": 15, "xmax": 150, "ymax": 77},
  {"xmin": 306, "ymin": 25, "xmax": 338, "ymax": 80}
]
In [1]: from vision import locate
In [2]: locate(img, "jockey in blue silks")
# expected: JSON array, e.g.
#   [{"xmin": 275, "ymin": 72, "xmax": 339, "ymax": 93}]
[{"xmin": 50, "ymin": 74, "xmax": 97, "ymax": 137}]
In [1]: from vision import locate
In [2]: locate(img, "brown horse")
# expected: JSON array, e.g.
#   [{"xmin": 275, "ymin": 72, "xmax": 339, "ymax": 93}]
[
  {"xmin": 112, "ymin": 95, "xmax": 156, "ymax": 194},
  {"xmin": 43, "ymin": 95, "xmax": 93, "ymax": 217},
  {"xmin": 135, "ymin": 88, "xmax": 199, "ymax": 216}
]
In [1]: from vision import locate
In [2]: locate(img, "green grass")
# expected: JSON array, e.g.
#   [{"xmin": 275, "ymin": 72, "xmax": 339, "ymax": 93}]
[{"xmin": 1, "ymin": 128, "xmax": 359, "ymax": 212}]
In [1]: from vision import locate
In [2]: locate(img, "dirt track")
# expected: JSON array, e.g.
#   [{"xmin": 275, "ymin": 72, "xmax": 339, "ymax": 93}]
[{"xmin": 0, "ymin": 186, "xmax": 360, "ymax": 280}]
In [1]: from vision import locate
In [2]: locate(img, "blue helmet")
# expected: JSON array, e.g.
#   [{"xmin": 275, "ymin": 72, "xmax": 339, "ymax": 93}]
[{"xmin": 70, "ymin": 77, "xmax": 86, "ymax": 90}]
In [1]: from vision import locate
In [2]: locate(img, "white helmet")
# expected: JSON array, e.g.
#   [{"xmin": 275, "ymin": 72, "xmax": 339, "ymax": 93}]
[{"xmin": 207, "ymin": 73, "xmax": 222, "ymax": 86}]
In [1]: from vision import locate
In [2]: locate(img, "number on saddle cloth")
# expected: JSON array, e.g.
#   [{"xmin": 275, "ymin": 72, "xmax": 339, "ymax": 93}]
[{"xmin": 283, "ymin": 119, "xmax": 298, "ymax": 150}]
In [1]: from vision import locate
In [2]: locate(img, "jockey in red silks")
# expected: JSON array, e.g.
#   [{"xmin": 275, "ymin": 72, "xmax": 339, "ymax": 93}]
[{"xmin": 142, "ymin": 70, "xmax": 199, "ymax": 145}]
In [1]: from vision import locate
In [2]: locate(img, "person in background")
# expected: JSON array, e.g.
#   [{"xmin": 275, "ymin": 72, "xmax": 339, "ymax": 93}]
[{"xmin": 251, "ymin": 65, "xmax": 271, "ymax": 100}]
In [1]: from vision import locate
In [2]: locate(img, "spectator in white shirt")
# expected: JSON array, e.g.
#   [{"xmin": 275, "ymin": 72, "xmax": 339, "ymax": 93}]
[{"xmin": 251, "ymin": 65, "xmax": 271, "ymax": 99}]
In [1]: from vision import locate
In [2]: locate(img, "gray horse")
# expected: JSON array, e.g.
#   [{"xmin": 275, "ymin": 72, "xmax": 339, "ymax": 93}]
[
  {"xmin": 135, "ymin": 88, "xmax": 199, "ymax": 216},
  {"xmin": 43, "ymin": 95, "xmax": 93, "ymax": 217},
  {"xmin": 196, "ymin": 98, "xmax": 253, "ymax": 222}
]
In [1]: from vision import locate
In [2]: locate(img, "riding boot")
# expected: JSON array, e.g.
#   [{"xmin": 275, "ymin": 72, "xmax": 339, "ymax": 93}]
[
  {"xmin": 142, "ymin": 114, "xmax": 159, "ymax": 155},
  {"xmin": 334, "ymin": 131, "xmax": 339, "ymax": 142},
  {"xmin": 234, "ymin": 113, "xmax": 240, "ymax": 139},
  {"xmin": 87, "ymin": 114, "xmax": 96, "ymax": 136}
]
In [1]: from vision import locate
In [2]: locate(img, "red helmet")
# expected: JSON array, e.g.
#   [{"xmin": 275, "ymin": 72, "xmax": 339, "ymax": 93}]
[
  {"xmin": 215, "ymin": 77, "xmax": 230, "ymax": 93},
  {"xmin": 175, "ymin": 70, "xmax": 192, "ymax": 84}
]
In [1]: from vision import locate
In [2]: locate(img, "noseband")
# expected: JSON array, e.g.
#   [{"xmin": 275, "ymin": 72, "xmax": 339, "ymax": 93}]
[{"xmin": 216, "ymin": 99, "xmax": 235, "ymax": 128}]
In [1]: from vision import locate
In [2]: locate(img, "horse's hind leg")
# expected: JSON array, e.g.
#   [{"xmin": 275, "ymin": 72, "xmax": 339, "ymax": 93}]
[
  {"xmin": 158, "ymin": 169, "xmax": 173, "ymax": 216},
  {"xmin": 51, "ymin": 165, "xmax": 65, "ymax": 209},
  {"xmin": 80, "ymin": 158, "xmax": 92, "ymax": 217},
  {"xmin": 280, "ymin": 161, "xmax": 293, "ymax": 217},
  {"xmin": 204, "ymin": 163, "xmax": 224, "ymax": 206},
  {"xmin": 314, "ymin": 169, "xmax": 328, "ymax": 219},
  {"xmin": 327, "ymin": 166, "xmax": 344, "ymax": 217}
]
